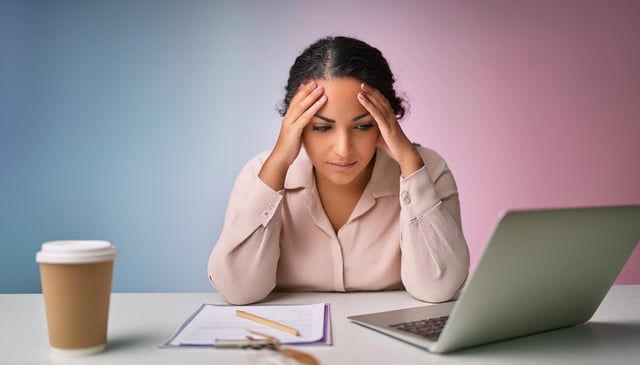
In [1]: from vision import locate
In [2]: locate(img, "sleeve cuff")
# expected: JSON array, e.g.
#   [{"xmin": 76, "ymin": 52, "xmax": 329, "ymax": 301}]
[
  {"xmin": 240, "ymin": 178, "xmax": 284, "ymax": 228},
  {"xmin": 399, "ymin": 166, "xmax": 440, "ymax": 219}
]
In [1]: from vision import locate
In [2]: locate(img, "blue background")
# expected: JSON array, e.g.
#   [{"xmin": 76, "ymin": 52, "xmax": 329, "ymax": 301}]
[{"xmin": 1, "ymin": 1, "xmax": 295, "ymax": 292}]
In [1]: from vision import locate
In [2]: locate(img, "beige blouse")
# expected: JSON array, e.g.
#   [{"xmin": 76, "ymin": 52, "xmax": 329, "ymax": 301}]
[{"xmin": 208, "ymin": 146, "xmax": 470, "ymax": 305}]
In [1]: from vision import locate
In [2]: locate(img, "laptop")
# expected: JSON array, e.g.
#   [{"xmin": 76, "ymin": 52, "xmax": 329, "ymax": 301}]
[{"xmin": 348, "ymin": 205, "xmax": 640, "ymax": 353}]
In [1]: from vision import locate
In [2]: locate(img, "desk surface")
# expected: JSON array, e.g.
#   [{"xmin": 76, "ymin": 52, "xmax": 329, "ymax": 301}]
[{"xmin": 2, "ymin": 285, "xmax": 640, "ymax": 365}]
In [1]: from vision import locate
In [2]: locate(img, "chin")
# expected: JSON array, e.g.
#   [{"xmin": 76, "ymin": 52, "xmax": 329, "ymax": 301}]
[{"xmin": 323, "ymin": 172, "xmax": 361, "ymax": 186}]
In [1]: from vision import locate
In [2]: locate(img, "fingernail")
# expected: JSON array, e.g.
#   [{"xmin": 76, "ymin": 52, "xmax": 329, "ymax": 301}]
[
  {"xmin": 357, "ymin": 93, "xmax": 365, "ymax": 100},
  {"xmin": 308, "ymin": 81, "xmax": 317, "ymax": 88},
  {"xmin": 361, "ymin": 83, "xmax": 368, "ymax": 91}
]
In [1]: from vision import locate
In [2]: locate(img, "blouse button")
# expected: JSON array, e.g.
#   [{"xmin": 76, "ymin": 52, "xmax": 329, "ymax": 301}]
[{"xmin": 401, "ymin": 191, "xmax": 411, "ymax": 205}]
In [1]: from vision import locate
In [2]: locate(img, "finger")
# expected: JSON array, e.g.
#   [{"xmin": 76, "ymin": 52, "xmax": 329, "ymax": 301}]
[
  {"xmin": 358, "ymin": 86, "xmax": 409, "ymax": 147},
  {"xmin": 288, "ymin": 81, "xmax": 316, "ymax": 106},
  {"xmin": 359, "ymin": 84, "xmax": 395, "ymax": 121},
  {"xmin": 285, "ymin": 82, "xmax": 324, "ymax": 123},
  {"xmin": 295, "ymin": 94, "xmax": 327, "ymax": 130},
  {"xmin": 357, "ymin": 91, "xmax": 390, "ymax": 130},
  {"xmin": 285, "ymin": 83, "xmax": 317, "ymax": 121}
]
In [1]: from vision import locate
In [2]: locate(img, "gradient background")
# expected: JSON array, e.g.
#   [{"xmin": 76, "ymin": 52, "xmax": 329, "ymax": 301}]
[{"xmin": 1, "ymin": 0, "xmax": 639, "ymax": 293}]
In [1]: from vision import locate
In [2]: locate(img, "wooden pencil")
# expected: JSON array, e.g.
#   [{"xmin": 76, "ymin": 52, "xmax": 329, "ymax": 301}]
[{"xmin": 236, "ymin": 310, "xmax": 300, "ymax": 336}]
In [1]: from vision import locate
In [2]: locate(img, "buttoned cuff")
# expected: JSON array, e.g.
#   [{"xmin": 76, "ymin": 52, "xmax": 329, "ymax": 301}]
[
  {"xmin": 399, "ymin": 166, "xmax": 440, "ymax": 219},
  {"xmin": 246, "ymin": 178, "xmax": 284, "ymax": 227}
]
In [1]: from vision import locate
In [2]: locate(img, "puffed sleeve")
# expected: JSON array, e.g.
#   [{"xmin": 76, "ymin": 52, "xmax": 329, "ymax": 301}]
[
  {"xmin": 208, "ymin": 153, "xmax": 284, "ymax": 304},
  {"xmin": 399, "ymin": 148, "xmax": 470, "ymax": 303}
]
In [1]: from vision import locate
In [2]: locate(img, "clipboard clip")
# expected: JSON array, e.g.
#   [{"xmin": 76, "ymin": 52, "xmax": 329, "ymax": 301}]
[{"xmin": 215, "ymin": 330, "xmax": 320, "ymax": 364}]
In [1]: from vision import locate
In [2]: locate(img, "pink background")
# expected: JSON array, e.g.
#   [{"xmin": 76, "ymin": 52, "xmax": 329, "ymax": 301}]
[
  {"xmin": 381, "ymin": 1, "xmax": 640, "ymax": 282},
  {"xmin": 282, "ymin": 0, "xmax": 640, "ymax": 283}
]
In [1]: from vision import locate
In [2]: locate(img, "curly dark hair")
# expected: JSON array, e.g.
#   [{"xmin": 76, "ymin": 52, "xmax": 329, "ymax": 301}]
[{"xmin": 278, "ymin": 36, "xmax": 408, "ymax": 119}]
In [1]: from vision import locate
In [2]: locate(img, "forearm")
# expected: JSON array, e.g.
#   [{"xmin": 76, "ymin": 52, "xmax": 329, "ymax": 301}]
[
  {"xmin": 209, "ymin": 221, "xmax": 281, "ymax": 305},
  {"xmin": 401, "ymin": 202, "xmax": 470, "ymax": 302},
  {"xmin": 258, "ymin": 152, "xmax": 290, "ymax": 192},
  {"xmin": 208, "ymin": 172, "xmax": 284, "ymax": 304},
  {"xmin": 398, "ymin": 146, "xmax": 425, "ymax": 179},
  {"xmin": 398, "ymin": 167, "xmax": 470, "ymax": 302}
]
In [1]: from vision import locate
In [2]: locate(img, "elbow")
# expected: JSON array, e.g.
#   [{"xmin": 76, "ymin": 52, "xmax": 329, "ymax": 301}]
[
  {"xmin": 407, "ymin": 273, "xmax": 468, "ymax": 303},
  {"xmin": 403, "ymin": 261, "xmax": 470, "ymax": 303},
  {"xmin": 208, "ymin": 270, "xmax": 274, "ymax": 305},
  {"xmin": 407, "ymin": 284, "xmax": 455, "ymax": 303},
  {"xmin": 219, "ymin": 285, "xmax": 272, "ymax": 305},
  {"xmin": 225, "ymin": 295, "xmax": 266, "ymax": 306},
  {"xmin": 208, "ymin": 253, "xmax": 275, "ymax": 305}
]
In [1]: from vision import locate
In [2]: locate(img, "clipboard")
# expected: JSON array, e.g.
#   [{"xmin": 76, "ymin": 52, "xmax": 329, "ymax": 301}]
[{"xmin": 163, "ymin": 302, "xmax": 331, "ymax": 347}]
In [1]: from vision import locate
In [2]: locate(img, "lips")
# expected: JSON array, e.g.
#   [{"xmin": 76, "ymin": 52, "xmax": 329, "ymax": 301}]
[{"xmin": 328, "ymin": 161, "xmax": 357, "ymax": 171}]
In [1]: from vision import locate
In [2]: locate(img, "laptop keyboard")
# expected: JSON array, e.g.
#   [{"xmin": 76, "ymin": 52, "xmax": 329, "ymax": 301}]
[{"xmin": 389, "ymin": 316, "xmax": 449, "ymax": 341}]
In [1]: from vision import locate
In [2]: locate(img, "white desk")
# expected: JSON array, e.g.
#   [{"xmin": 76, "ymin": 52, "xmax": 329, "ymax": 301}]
[{"xmin": 2, "ymin": 285, "xmax": 640, "ymax": 364}]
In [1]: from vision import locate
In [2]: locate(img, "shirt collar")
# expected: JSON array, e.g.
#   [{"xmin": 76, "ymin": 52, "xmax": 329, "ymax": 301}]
[{"xmin": 284, "ymin": 148, "xmax": 400, "ymax": 197}]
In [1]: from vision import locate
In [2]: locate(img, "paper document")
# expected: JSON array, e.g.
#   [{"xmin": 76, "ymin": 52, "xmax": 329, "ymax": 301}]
[{"xmin": 165, "ymin": 303, "xmax": 330, "ymax": 347}]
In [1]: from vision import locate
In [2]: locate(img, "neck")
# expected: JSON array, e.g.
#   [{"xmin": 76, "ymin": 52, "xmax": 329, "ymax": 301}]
[{"xmin": 314, "ymin": 157, "xmax": 376, "ymax": 232}]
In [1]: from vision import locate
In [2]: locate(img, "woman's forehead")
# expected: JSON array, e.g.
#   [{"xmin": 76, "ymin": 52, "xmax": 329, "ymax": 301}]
[{"xmin": 315, "ymin": 78, "xmax": 367, "ymax": 118}]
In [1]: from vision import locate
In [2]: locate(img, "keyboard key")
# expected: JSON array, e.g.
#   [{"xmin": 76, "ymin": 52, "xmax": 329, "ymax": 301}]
[{"xmin": 389, "ymin": 316, "xmax": 449, "ymax": 341}]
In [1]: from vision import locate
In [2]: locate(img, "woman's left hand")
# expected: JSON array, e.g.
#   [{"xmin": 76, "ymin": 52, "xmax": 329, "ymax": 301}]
[{"xmin": 357, "ymin": 83, "xmax": 424, "ymax": 177}]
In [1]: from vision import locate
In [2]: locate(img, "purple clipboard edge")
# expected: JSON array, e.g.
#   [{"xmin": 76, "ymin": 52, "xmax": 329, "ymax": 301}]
[{"xmin": 286, "ymin": 303, "xmax": 331, "ymax": 346}]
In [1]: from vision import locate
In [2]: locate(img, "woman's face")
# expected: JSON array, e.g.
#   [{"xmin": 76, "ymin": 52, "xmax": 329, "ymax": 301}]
[{"xmin": 302, "ymin": 77, "xmax": 379, "ymax": 188}]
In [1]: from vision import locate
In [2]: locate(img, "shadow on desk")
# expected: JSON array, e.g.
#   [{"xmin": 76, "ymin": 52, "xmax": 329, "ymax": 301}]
[
  {"xmin": 106, "ymin": 330, "xmax": 163, "ymax": 353},
  {"xmin": 448, "ymin": 321, "xmax": 640, "ymax": 359}
]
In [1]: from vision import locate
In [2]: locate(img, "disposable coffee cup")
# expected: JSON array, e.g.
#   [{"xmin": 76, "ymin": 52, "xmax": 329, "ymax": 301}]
[{"xmin": 36, "ymin": 240, "xmax": 116, "ymax": 357}]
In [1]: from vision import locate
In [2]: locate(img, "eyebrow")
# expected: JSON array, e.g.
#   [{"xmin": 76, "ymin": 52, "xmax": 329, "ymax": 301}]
[{"xmin": 314, "ymin": 112, "xmax": 371, "ymax": 123}]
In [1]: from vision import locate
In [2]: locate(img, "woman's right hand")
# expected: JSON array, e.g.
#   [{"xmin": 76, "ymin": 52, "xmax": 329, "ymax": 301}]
[{"xmin": 258, "ymin": 81, "xmax": 327, "ymax": 191}]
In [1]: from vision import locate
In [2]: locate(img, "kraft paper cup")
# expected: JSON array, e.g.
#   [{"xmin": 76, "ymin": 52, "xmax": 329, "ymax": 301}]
[{"xmin": 36, "ymin": 240, "xmax": 116, "ymax": 357}]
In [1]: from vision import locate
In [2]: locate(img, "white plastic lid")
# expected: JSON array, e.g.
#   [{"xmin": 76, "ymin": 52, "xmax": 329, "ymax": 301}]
[{"xmin": 36, "ymin": 240, "xmax": 116, "ymax": 264}]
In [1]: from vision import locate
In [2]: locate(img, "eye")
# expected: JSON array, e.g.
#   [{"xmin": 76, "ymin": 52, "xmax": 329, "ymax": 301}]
[
  {"xmin": 311, "ymin": 125, "xmax": 332, "ymax": 132},
  {"xmin": 355, "ymin": 123, "xmax": 374, "ymax": 131}
]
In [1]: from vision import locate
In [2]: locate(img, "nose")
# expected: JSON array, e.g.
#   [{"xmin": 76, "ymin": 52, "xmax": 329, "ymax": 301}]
[{"xmin": 334, "ymin": 129, "xmax": 353, "ymax": 158}]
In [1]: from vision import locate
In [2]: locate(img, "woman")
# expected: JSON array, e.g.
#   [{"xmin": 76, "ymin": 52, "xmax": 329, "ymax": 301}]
[{"xmin": 208, "ymin": 36, "xmax": 469, "ymax": 305}]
